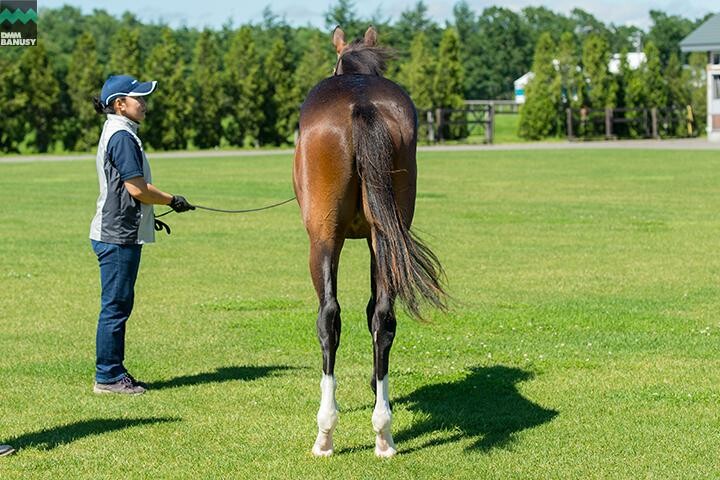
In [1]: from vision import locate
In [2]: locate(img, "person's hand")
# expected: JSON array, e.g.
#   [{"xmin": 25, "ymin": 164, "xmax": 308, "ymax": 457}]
[{"xmin": 169, "ymin": 195, "xmax": 195, "ymax": 213}]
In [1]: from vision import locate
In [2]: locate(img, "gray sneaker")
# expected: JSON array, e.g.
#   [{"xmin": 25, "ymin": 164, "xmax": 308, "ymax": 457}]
[
  {"xmin": 0, "ymin": 445, "xmax": 15, "ymax": 457},
  {"xmin": 94, "ymin": 375, "xmax": 146, "ymax": 395}
]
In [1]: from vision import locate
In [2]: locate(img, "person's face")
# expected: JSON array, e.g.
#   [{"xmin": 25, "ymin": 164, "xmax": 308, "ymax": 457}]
[{"xmin": 114, "ymin": 96, "xmax": 146, "ymax": 123}]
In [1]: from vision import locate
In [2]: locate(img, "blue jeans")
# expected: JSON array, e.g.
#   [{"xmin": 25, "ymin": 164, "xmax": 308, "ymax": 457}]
[{"xmin": 91, "ymin": 240, "xmax": 142, "ymax": 383}]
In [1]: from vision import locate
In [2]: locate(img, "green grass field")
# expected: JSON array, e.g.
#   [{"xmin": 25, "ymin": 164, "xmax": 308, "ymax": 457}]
[{"xmin": 1, "ymin": 148, "xmax": 719, "ymax": 478}]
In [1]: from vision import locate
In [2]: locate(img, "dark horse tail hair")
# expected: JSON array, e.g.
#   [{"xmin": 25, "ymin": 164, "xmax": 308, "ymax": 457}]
[{"xmin": 352, "ymin": 103, "xmax": 447, "ymax": 319}]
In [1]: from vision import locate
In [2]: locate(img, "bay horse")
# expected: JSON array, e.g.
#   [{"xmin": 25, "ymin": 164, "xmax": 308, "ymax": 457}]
[{"xmin": 293, "ymin": 26, "xmax": 446, "ymax": 458}]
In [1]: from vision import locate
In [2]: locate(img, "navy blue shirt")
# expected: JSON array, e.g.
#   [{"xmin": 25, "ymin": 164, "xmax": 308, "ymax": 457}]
[{"xmin": 108, "ymin": 131, "xmax": 144, "ymax": 181}]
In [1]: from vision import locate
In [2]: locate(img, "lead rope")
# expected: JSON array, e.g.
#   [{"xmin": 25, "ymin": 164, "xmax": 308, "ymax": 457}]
[{"xmin": 153, "ymin": 196, "xmax": 297, "ymax": 234}]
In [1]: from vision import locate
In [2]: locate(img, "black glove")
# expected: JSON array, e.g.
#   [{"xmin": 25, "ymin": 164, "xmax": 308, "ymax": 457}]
[{"xmin": 169, "ymin": 195, "xmax": 195, "ymax": 213}]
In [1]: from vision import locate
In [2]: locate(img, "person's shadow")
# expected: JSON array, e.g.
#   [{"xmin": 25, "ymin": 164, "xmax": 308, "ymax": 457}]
[
  {"xmin": 394, "ymin": 365, "xmax": 558, "ymax": 453},
  {"xmin": 6, "ymin": 417, "xmax": 179, "ymax": 451},
  {"xmin": 145, "ymin": 365, "xmax": 293, "ymax": 390}
]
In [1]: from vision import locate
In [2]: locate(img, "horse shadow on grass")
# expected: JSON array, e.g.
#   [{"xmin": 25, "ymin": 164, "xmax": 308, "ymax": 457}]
[
  {"xmin": 6, "ymin": 417, "xmax": 180, "ymax": 451},
  {"xmin": 394, "ymin": 365, "xmax": 558, "ymax": 453},
  {"xmin": 145, "ymin": 365, "xmax": 294, "ymax": 390}
]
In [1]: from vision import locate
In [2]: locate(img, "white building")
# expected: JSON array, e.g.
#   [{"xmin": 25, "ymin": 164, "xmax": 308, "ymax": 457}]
[
  {"xmin": 514, "ymin": 53, "xmax": 646, "ymax": 104},
  {"xmin": 608, "ymin": 52, "xmax": 646, "ymax": 74},
  {"xmin": 680, "ymin": 13, "xmax": 720, "ymax": 142},
  {"xmin": 513, "ymin": 72, "xmax": 533, "ymax": 104}
]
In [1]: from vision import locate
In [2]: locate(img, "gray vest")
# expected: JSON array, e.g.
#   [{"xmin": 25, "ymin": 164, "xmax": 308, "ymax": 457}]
[{"xmin": 89, "ymin": 114, "xmax": 154, "ymax": 244}]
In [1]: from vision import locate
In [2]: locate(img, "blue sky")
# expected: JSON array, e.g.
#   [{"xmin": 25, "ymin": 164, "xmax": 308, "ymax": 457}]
[{"xmin": 39, "ymin": 0, "xmax": 717, "ymax": 30}]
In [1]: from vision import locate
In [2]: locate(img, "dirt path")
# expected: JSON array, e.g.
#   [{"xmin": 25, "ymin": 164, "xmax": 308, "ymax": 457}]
[{"xmin": 2, "ymin": 138, "xmax": 718, "ymax": 164}]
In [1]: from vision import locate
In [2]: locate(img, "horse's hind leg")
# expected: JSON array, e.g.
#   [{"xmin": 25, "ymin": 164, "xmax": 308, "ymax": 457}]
[
  {"xmin": 368, "ymin": 239, "xmax": 398, "ymax": 458},
  {"xmin": 310, "ymin": 239, "xmax": 343, "ymax": 457},
  {"xmin": 366, "ymin": 238, "xmax": 377, "ymax": 394}
]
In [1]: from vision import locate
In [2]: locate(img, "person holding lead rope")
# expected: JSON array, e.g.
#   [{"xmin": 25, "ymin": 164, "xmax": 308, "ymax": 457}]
[{"xmin": 89, "ymin": 74, "xmax": 194, "ymax": 395}]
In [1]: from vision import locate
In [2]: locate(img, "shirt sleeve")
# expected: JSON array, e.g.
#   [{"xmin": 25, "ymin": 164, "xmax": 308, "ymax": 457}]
[{"xmin": 107, "ymin": 131, "xmax": 144, "ymax": 181}]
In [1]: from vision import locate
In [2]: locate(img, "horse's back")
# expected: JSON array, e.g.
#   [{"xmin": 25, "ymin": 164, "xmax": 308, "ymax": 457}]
[{"xmin": 299, "ymin": 75, "xmax": 416, "ymax": 133}]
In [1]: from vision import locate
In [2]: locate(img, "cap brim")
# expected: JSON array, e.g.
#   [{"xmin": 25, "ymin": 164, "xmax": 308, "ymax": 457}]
[{"xmin": 127, "ymin": 80, "xmax": 157, "ymax": 97}]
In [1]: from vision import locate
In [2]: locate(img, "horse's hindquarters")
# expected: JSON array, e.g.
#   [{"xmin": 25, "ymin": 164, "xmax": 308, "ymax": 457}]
[{"xmin": 294, "ymin": 114, "xmax": 363, "ymax": 241}]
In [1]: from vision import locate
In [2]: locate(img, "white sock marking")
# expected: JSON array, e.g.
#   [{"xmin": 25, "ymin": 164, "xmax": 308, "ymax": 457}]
[
  {"xmin": 372, "ymin": 375, "xmax": 397, "ymax": 457},
  {"xmin": 313, "ymin": 373, "xmax": 338, "ymax": 457}
]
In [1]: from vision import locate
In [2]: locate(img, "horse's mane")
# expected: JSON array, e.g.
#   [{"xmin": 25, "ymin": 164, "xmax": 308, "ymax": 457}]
[{"xmin": 335, "ymin": 39, "xmax": 392, "ymax": 76}]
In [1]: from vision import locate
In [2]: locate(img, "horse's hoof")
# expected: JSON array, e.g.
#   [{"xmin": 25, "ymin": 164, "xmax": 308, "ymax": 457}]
[
  {"xmin": 374, "ymin": 428, "xmax": 396, "ymax": 459},
  {"xmin": 375, "ymin": 445, "xmax": 397, "ymax": 458},
  {"xmin": 312, "ymin": 445, "xmax": 334, "ymax": 457}
]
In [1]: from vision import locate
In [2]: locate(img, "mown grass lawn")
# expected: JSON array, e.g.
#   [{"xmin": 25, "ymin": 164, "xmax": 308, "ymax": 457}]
[{"xmin": 1, "ymin": 148, "xmax": 719, "ymax": 479}]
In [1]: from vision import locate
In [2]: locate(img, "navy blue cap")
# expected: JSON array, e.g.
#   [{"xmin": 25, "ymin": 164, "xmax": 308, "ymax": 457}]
[{"xmin": 100, "ymin": 75, "xmax": 157, "ymax": 108}]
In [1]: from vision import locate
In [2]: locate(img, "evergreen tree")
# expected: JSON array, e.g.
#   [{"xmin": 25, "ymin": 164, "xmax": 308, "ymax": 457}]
[
  {"xmin": 688, "ymin": 52, "xmax": 707, "ymax": 135},
  {"xmin": 108, "ymin": 27, "xmax": 142, "ymax": 77},
  {"xmin": 190, "ymin": 30, "xmax": 224, "ymax": 149},
  {"xmin": 615, "ymin": 49, "xmax": 631, "ymax": 107},
  {"xmin": 583, "ymin": 33, "xmax": 616, "ymax": 109},
  {"xmin": 397, "ymin": 31, "xmax": 435, "ymax": 141},
  {"xmin": 474, "ymin": 7, "xmax": 532, "ymax": 99},
  {"xmin": 0, "ymin": 57, "xmax": 27, "ymax": 152},
  {"xmin": 582, "ymin": 33, "xmax": 616, "ymax": 136},
  {"xmin": 294, "ymin": 31, "xmax": 333, "ymax": 100},
  {"xmin": 624, "ymin": 41, "xmax": 668, "ymax": 137},
  {"xmin": 261, "ymin": 37, "xmax": 298, "ymax": 145},
  {"xmin": 643, "ymin": 42, "xmax": 667, "ymax": 109},
  {"xmin": 556, "ymin": 31, "xmax": 584, "ymax": 111},
  {"xmin": 19, "ymin": 45, "xmax": 61, "ymax": 152},
  {"xmin": 145, "ymin": 28, "xmax": 192, "ymax": 150},
  {"xmin": 223, "ymin": 26, "xmax": 266, "ymax": 147},
  {"xmin": 614, "ymin": 49, "xmax": 632, "ymax": 137},
  {"xmin": 324, "ymin": 0, "xmax": 362, "ymax": 36},
  {"xmin": 665, "ymin": 52, "xmax": 690, "ymax": 135},
  {"xmin": 453, "ymin": 1, "xmax": 482, "ymax": 99},
  {"xmin": 386, "ymin": 1, "xmax": 441, "ymax": 78},
  {"xmin": 397, "ymin": 31, "xmax": 435, "ymax": 111},
  {"xmin": 624, "ymin": 68, "xmax": 647, "ymax": 137},
  {"xmin": 519, "ymin": 32, "xmax": 560, "ymax": 140},
  {"xmin": 665, "ymin": 53, "xmax": 687, "ymax": 107},
  {"xmin": 255, "ymin": 7, "xmax": 293, "ymax": 57},
  {"xmin": 432, "ymin": 27, "xmax": 466, "ymax": 139},
  {"xmin": 610, "ymin": 24, "xmax": 644, "ymax": 53},
  {"xmin": 66, "ymin": 32, "xmax": 104, "ymax": 151}
]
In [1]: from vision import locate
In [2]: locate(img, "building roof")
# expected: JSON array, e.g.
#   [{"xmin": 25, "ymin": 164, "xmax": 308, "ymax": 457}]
[{"xmin": 680, "ymin": 13, "xmax": 720, "ymax": 52}]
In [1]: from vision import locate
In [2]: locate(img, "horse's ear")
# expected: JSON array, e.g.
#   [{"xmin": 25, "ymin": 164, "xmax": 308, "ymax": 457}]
[
  {"xmin": 364, "ymin": 26, "xmax": 377, "ymax": 47},
  {"xmin": 332, "ymin": 26, "xmax": 347, "ymax": 55}
]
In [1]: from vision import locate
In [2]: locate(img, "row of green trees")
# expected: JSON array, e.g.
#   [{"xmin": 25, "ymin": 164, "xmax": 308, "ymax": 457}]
[
  {"xmin": 0, "ymin": 25, "xmax": 338, "ymax": 153},
  {"xmin": 519, "ymin": 32, "xmax": 708, "ymax": 140},
  {"xmin": 0, "ymin": 1, "xmax": 713, "ymax": 152}
]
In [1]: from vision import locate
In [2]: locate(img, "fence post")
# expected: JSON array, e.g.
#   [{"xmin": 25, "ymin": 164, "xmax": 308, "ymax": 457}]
[
  {"xmin": 426, "ymin": 110, "xmax": 435, "ymax": 143},
  {"xmin": 435, "ymin": 108, "xmax": 443, "ymax": 142},
  {"xmin": 566, "ymin": 108, "xmax": 573, "ymax": 140},
  {"xmin": 605, "ymin": 108, "xmax": 612, "ymax": 140},
  {"xmin": 651, "ymin": 107, "xmax": 659, "ymax": 139},
  {"xmin": 485, "ymin": 104, "xmax": 494, "ymax": 144}
]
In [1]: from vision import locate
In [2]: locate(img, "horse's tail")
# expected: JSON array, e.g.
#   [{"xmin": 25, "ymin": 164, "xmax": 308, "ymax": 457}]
[{"xmin": 352, "ymin": 103, "xmax": 447, "ymax": 319}]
